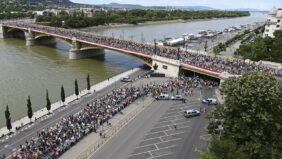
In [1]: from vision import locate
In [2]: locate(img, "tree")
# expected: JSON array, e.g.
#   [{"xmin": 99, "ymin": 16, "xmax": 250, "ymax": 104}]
[
  {"xmin": 153, "ymin": 63, "xmax": 158, "ymax": 71},
  {"xmin": 86, "ymin": 74, "xmax": 91, "ymax": 93},
  {"xmin": 46, "ymin": 90, "xmax": 51, "ymax": 113},
  {"xmin": 61, "ymin": 85, "xmax": 65, "ymax": 105},
  {"xmin": 5, "ymin": 105, "xmax": 12, "ymax": 132},
  {"xmin": 27, "ymin": 96, "xmax": 33, "ymax": 122},
  {"xmin": 201, "ymin": 137, "xmax": 247, "ymax": 159},
  {"xmin": 75, "ymin": 79, "xmax": 79, "ymax": 99},
  {"xmin": 210, "ymin": 72, "xmax": 282, "ymax": 159}
]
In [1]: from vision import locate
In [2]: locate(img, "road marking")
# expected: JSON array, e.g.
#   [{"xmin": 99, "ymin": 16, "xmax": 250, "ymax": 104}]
[
  {"xmin": 151, "ymin": 152, "xmax": 173, "ymax": 159},
  {"xmin": 136, "ymin": 138, "xmax": 181, "ymax": 149}
]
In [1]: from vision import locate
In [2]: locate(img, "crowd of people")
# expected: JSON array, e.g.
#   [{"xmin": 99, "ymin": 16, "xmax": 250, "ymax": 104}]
[
  {"xmin": 6, "ymin": 74, "xmax": 217, "ymax": 159},
  {"xmin": 11, "ymin": 86, "xmax": 142, "ymax": 158},
  {"xmin": 3, "ymin": 22, "xmax": 282, "ymax": 77}
]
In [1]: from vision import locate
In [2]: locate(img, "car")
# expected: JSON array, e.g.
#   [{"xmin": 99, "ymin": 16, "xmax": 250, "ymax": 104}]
[
  {"xmin": 155, "ymin": 92, "xmax": 170, "ymax": 100},
  {"xmin": 184, "ymin": 109, "xmax": 201, "ymax": 118},
  {"xmin": 120, "ymin": 77, "xmax": 132, "ymax": 82},
  {"xmin": 171, "ymin": 95, "xmax": 183, "ymax": 100},
  {"xmin": 202, "ymin": 98, "xmax": 217, "ymax": 105}
]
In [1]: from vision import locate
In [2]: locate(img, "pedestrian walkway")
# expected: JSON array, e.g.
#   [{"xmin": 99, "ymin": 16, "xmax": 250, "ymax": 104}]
[
  {"xmin": 60, "ymin": 97, "xmax": 154, "ymax": 159},
  {"xmin": 0, "ymin": 68, "xmax": 140, "ymax": 138}
]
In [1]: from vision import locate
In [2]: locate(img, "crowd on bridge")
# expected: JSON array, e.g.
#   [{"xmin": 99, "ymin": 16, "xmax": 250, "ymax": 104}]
[
  {"xmin": 7, "ymin": 74, "xmax": 218, "ymax": 159},
  {"xmin": 2, "ymin": 22, "xmax": 282, "ymax": 77}
]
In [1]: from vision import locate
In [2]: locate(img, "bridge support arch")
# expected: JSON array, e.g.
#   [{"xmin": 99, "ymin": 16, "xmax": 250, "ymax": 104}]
[
  {"xmin": 152, "ymin": 55, "xmax": 180, "ymax": 77},
  {"xmin": 69, "ymin": 38, "xmax": 105, "ymax": 60}
]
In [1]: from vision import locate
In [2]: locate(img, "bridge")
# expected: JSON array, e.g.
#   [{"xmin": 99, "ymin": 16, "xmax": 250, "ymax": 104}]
[{"xmin": 0, "ymin": 22, "xmax": 267, "ymax": 80}]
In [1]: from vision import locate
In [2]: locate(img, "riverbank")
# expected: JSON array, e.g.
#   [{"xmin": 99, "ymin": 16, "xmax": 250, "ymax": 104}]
[
  {"xmin": 81, "ymin": 16, "xmax": 247, "ymax": 31},
  {"xmin": 0, "ymin": 68, "xmax": 141, "ymax": 138}
]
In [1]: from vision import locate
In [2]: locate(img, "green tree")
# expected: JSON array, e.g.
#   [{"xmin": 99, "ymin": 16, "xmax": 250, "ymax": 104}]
[
  {"xmin": 61, "ymin": 85, "xmax": 65, "ymax": 105},
  {"xmin": 211, "ymin": 72, "xmax": 282, "ymax": 159},
  {"xmin": 46, "ymin": 90, "xmax": 51, "ymax": 113},
  {"xmin": 201, "ymin": 137, "xmax": 247, "ymax": 159},
  {"xmin": 75, "ymin": 79, "xmax": 79, "ymax": 99},
  {"xmin": 27, "ymin": 96, "xmax": 33, "ymax": 122},
  {"xmin": 86, "ymin": 74, "xmax": 91, "ymax": 93},
  {"xmin": 5, "ymin": 105, "xmax": 12, "ymax": 132}
]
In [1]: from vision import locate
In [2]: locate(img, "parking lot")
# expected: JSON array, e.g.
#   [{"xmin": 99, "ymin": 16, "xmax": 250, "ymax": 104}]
[
  {"xmin": 90, "ymin": 83, "xmax": 216, "ymax": 159},
  {"xmin": 128, "ymin": 88, "xmax": 215, "ymax": 159}
]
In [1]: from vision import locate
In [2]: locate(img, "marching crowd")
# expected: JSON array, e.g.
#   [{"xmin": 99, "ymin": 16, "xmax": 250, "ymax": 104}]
[
  {"xmin": 7, "ymin": 75, "xmax": 218, "ymax": 159},
  {"xmin": 2, "ymin": 22, "xmax": 282, "ymax": 76},
  {"xmin": 3, "ymin": 22, "xmax": 282, "ymax": 77}
]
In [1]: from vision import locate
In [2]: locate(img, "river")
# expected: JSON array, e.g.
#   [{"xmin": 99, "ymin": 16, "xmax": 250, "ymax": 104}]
[{"xmin": 0, "ymin": 12, "xmax": 266, "ymax": 127}]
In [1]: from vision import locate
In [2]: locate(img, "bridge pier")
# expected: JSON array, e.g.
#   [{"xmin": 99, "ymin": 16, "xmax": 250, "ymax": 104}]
[
  {"xmin": 152, "ymin": 55, "xmax": 180, "ymax": 77},
  {"xmin": 25, "ymin": 29, "xmax": 35, "ymax": 46},
  {"xmin": 0, "ymin": 24, "xmax": 7, "ymax": 38},
  {"xmin": 69, "ymin": 38, "xmax": 104, "ymax": 59}
]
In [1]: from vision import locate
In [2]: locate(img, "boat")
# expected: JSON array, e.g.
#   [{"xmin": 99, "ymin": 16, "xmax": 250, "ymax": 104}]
[{"xmin": 166, "ymin": 38, "xmax": 185, "ymax": 46}]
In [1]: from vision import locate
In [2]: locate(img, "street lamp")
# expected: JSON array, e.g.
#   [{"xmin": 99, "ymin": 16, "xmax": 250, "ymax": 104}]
[
  {"xmin": 204, "ymin": 40, "xmax": 208, "ymax": 52},
  {"xmin": 154, "ymin": 39, "xmax": 157, "ymax": 55}
]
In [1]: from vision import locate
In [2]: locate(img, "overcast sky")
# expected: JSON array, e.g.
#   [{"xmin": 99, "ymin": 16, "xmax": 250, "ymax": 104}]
[{"xmin": 70, "ymin": 0, "xmax": 282, "ymax": 10}]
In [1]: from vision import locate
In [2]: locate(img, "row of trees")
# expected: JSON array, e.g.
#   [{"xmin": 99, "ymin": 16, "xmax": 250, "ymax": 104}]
[
  {"xmin": 213, "ymin": 26, "xmax": 265, "ymax": 54},
  {"xmin": 202, "ymin": 72, "xmax": 282, "ymax": 159},
  {"xmin": 4, "ymin": 74, "xmax": 91, "ymax": 132},
  {"xmin": 0, "ymin": 12, "xmax": 34, "ymax": 20},
  {"xmin": 213, "ymin": 30, "xmax": 251, "ymax": 54},
  {"xmin": 235, "ymin": 30, "xmax": 282, "ymax": 63},
  {"xmin": 36, "ymin": 10, "xmax": 250, "ymax": 28}
]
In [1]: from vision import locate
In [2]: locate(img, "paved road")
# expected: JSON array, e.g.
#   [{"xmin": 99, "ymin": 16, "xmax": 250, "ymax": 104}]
[
  {"xmin": 0, "ymin": 69, "xmax": 147, "ymax": 157},
  {"xmin": 91, "ymin": 87, "xmax": 216, "ymax": 159}
]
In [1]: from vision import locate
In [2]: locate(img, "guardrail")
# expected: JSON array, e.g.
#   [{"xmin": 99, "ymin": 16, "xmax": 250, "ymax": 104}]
[{"xmin": 76, "ymin": 97, "xmax": 153, "ymax": 159}]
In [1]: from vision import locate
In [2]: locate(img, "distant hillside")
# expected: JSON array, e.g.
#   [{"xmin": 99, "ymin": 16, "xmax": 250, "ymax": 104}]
[
  {"xmin": 27, "ymin": 0, "xmax": 74, "ymax": 5},
  {"xmin": 99, "ymin": 3, "xmax": 215, "ymax": 10},
  {"xmin": 99, "ymin": 3, "xmax": 144, "ymax": 9}
]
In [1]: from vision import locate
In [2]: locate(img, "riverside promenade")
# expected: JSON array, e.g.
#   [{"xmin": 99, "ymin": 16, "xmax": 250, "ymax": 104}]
[{"xmin": 0, "ymin": 68, "xmax": 144, "ymax": 156}]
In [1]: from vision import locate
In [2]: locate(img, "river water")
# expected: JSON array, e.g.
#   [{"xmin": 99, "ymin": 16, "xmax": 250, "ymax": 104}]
[{"xmin": 0, "ymin": 12, "xmax": 266, "ymax": 127}]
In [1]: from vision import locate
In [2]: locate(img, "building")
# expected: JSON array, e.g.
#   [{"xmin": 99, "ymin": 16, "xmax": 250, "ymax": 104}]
[{"xmin": 263, "ymin": 7, "xmax": 282, "ymax": 38}]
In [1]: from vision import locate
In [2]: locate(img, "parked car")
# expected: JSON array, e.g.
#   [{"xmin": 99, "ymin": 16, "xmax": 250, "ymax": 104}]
[
  {"xmin": 184, "ymin": 109, "xmax": 201, "ymax": 118},
  {"xmin": 155, "ymin": 92, "xmax": 170, "ymax": 100},
  {"xmin": 120, "ymin": 77, "xmax": 132, "ymax": 82},
  {"xmin": 171, "ymin": 95, "xmax": 183, "ymax": 100},
  {"xmin": 202, "ymin": 98, "xmax": 217, "ymax": 105}
]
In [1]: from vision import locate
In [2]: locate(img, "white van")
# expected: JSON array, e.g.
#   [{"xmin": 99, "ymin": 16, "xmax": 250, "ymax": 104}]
[
  {"xmin": 120, "ymin": 77, "xmax": 132, "ymax": 82},
  {"xmin": 156, "ymin": 92, "xmax": 170, "ymax": 100}
]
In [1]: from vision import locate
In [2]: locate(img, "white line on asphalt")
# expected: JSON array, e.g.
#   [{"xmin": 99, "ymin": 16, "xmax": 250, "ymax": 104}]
[
  {"xmin": 151, "ymin": 152, "xmax": 173, "ymax": 159},
  {"xmin": 129, "ymin": 144, "xmax": 176, "ymax": 157},
  {"xmin": 151, "ymin": 124, "xmax": 170, "ymax": 130},
  {"xmin": 135, "ymin": 137, "xmax": 181, "ymax": 149},
  {"xmin": 128, "ymin": 150, "xmax": 152, "ymax": 157},
  {"xmin": 143, "ymin": 136, "xmax": 164, "ymax": 142},
  {"xmin": 158, "ymin": 118, "xmax": 176, "ymax": 123},
  {"xmin": 161, "ymin": 131, "xmax": 184, "ymax": 137}
]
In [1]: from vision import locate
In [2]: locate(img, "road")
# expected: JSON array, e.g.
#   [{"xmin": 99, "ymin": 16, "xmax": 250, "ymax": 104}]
[
  {"xmin": 91, "ymin": 87, "xmax": 216, "ymax": 159},
  {"xmin": 0, "ymin": 69, "xmax": 147, "ymax": 157}
]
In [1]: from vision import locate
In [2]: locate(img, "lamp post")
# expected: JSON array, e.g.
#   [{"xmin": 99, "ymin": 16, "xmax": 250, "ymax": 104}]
[
  {"xmin": 182, "ymin": 35, "xmax": 186, "ymax": 48},
  {"xmin": 154, "ymin": 39, "xmax": 157, "ymax": 55},
  {"xmin": 204, "ymin": 40, "xmax": 208, "ymax": 52}
]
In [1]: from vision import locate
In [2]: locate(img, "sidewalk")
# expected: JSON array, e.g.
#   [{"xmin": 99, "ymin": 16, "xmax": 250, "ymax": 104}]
[
  {"xmin": 60, "ymin": 97, "xmax": 154, "ymax": 159},
  {"xmin": 0, "ymin": 68, "xmax": 140, "ymax": 138}
]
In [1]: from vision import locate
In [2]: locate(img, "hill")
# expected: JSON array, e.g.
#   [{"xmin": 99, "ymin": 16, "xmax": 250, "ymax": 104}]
[{"xmin": 99, "ymin": 2, "xmax": 215, "ymax": 10}]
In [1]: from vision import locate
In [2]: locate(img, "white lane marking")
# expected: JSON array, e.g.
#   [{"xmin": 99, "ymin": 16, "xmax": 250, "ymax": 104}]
[{"xmin": 151, "ymin": 152, "xmax": 173, "ymax": 159}]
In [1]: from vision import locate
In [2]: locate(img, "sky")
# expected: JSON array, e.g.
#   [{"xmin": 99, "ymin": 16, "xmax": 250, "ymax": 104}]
[{"xmin": 70, "ymin": 0, "xmax": 282, "ymax": 10}]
